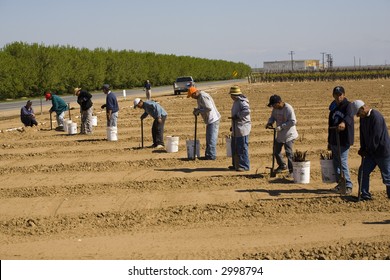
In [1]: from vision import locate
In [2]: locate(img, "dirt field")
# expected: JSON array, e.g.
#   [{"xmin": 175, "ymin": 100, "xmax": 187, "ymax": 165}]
[{"xmin": 0, "ymin": 80, "xmax": 389, "ymax": 260}]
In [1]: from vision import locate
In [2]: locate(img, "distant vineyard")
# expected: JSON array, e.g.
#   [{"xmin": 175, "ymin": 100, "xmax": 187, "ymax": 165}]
[
  {"xmin": 0, "ymin": 42, "xmax": 251, "ymax": 100},
  {"xmin": 249, "ymin": 68, "xmax": 390, "ymax": 83}
]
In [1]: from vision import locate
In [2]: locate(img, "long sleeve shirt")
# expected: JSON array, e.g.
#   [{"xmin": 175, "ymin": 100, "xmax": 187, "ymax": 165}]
[
  {"xmin": 267, "ymin": 102, "xmax": 298, "ymax": 143},
  {"xmin": 196, "ymin": 91, "xmax": 221, "ymax": 125},
  {"xmin": 50, "ymin": 95, "xmax": 68, "ymax": 115},
  {"xmin": 360, "ymin": 109, "xmax": 390, "ymax": 158},
  {"xmin": 141, "ymin": 100, "xmax": 167, "ymax": 119},
  {"xmin": 328, "ymin": 98, "xmax": 354, "ymax": 147},
  {"xmin": 106, "ymin": 91, "xmax": 119, "ymax": 113},
  {"xmin": 231, "ymin": 95, "xmax": 251, "ymax": 137}
]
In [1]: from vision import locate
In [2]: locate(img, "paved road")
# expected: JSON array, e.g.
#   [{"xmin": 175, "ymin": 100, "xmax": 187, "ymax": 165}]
[{"xmin": 0, "ymin": 79, "xmax": 245, "ymax": 113}]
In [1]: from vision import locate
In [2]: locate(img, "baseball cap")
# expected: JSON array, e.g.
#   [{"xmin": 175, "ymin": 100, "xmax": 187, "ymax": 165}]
[
  {"xmin": 333, "ymin": 86, "xmax": 345, "ymax": 96},
  {"xmin": 45, "ymin": 92, "xmax": 52, "ymax": 101},
  {"xmin": 267, "ymin": 95, "xmax": 282, "ymax": 107},
  {"xmin": 351, "ymin": 100, "xmax": 365, "ymax": 116},
  {"xmin": 187, "ymin": 86, "xmax": 197, "ymax": 98},
  {"xmin": 133, "ymin": 98, "xmax": 141, "ymax": 108},
  {"xmin": 102, "ymin": 84, "xmax": 110, "ymax": 90}
]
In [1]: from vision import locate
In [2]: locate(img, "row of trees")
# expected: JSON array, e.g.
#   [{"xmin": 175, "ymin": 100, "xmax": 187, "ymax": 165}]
[
  {"xmin": 249, "ymin": 69, "xmax": 390, "ymax": 83},
  {"xmin": 0, "ymin": 42, "xmax": 251, "ymax": 100}
]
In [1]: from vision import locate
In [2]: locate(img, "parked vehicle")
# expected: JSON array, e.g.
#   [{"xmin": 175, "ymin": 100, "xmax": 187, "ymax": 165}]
[{"xmin": 173, "ymin": 76, "xmax": 194, "ymax": 95}]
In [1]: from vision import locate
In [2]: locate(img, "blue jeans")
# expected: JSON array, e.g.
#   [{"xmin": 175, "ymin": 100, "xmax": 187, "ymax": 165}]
[
  {"xmin": 152, "ymin": 116, "xmax": 166, "ymax": 146},
  {"xmin": 331, "ymin": 144, "xmax": 353, "ymax": 188},
  {"xmin": 107, "ymin": 112, "xmax": 118, "ymax": 127},
  {"xmin": 205, "ymin": 120, "xmax": 220, "ymax": 160},
  {"xmin": 275, "ymin": 140, "xmax": 294, "ymax": 173},
  {"xmin": 231, "ymin": 135, "xmax": 250, "ymax": 170},
  {"xmin": 358, "ymin": 155, "xmax": 390, "ymax": 198}
]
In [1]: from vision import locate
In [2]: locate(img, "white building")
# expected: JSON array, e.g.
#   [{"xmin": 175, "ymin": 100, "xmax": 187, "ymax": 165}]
[{"xmin": 264, "ymin": 60, "xmax": 320, "ymax": 71}]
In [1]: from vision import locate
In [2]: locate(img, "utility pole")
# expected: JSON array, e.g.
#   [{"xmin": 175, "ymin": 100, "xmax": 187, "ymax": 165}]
[
  {"xmin": 321, "ymin": 52, "xmax": 326, "ymax": 70},
  {"xmin": 289, "ymin": 51, "xmax": 295, "ymax": 71}
]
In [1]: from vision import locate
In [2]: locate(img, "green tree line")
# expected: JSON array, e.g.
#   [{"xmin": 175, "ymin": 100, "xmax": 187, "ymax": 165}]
[
  {"xmin": 0, "ymin": 42, "xmax": 251, "ymax": 100},
  {"xmin": 249, "ymin": 69, "xmax": 390, "ymax": 83}
]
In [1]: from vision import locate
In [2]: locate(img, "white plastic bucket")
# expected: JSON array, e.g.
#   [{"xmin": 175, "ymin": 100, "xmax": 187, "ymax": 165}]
[
  {"xmin": 68, "ymin": 122, "xmax": 77, "ymax": 135},
  {"xmin": 107, "ymin": 126, "xmax": 118, "ymax": 141},
  {"xmin": 226, "ymin": 136, "xmax": 232, "ymax": 157},
  {"xmin": 65, "ymin": 120, "xmax": 72, "ymax": 133},
  {"xmin": 292, "ymin": 161, "xmax": 310, "ymax": 184},
  {"xmin": 166, "ymin": 136, "xmax": 179, "ymax": 153},
  {"xmin": 186, "ymin": 140, "xmax": 200, "ymax": 159},
  {"xmin": 92, "ymin": 116, "xmax": 98, "ymax": 126},
  {"xmin": 320, "ymin": 159, "xmax": 337, "ymax": 183}
]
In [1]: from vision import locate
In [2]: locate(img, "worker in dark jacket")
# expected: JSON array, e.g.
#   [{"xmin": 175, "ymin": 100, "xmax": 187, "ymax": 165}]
[
  {"xmin": 20, "ymin": 100, "xmax": 38, "ymax": 127},
  {"xmin": 74, "ymin": 87, "xmax": 93, "ymax": 134},
  {"xmin": 101, "ymin": 84, "xmax": 119, "ymax": 127},
  {"xmin": 352, "ymin": 100, "xmax": 390, "ymax": 201},
  {"xmin": 328, "ymin": 86, "xmax": 354, "ymax": 194}
]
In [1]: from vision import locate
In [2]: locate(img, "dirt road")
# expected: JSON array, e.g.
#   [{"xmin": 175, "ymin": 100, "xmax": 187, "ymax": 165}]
[{"xmin": 1, "ymin": 80, "xmax": 389, "ymax": 260}]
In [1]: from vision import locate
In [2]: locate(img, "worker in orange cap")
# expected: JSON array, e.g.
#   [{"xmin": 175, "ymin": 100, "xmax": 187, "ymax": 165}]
[{"xmin": 187, "ymin": 86, "xmax": 221, "ymax": 160}]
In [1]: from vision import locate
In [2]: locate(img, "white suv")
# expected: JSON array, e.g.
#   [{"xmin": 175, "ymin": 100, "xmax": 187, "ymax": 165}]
[{"xmin": 173, "ymin": 76, "xmax": 194, "ymax": 95}]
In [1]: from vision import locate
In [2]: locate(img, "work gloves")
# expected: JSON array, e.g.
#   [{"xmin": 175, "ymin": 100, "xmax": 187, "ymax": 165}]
[
  {"xmin": 265, "ymin": 123, "xmax": 281, "ymax": 131},
  {"xmin": 193, "ymin": 108, "xmax": 200, "ymax": 116}
]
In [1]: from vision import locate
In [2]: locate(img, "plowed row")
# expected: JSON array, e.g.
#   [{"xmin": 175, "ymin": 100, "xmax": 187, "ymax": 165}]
[{"xmin": 1, "ymin": 80, "xmax": 389, "ymax": 259}]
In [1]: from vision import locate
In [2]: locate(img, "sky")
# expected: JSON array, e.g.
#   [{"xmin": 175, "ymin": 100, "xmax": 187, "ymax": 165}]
[{"xmin": 0, "ymin": 0, "xmax": 389, "ymax": 67}]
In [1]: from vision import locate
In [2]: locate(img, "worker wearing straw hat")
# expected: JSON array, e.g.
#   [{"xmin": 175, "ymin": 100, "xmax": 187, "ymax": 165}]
[{"xmin": 229, "ymin": 86, "xmax": 251, "ymax": 171}]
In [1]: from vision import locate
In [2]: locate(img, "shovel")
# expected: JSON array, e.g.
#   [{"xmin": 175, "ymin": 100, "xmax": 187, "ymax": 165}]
[
  {"xmin": 49, "ymin": 111, "xmax": 53, "ymax": 130},
  {"xmin": 266, "ymin": 127, "xmax": 277, "ymax": 177},
  {"xmin": 141, "ymin": 118, "xmax": 144, "ymax": 148},
  {"xmin": 330, "ymin": 126, "xmax": 347, "ymax": 195},
  {"xmin": 357, "ymin": 156, "xmax": 364, "ymax": 201},
  {"xmin": 228, "ymin": 117, "xmax": 239, "ymax": 169},
  {"xmin": 193, "ymin": 114, "xmax": 198, "ymax": 160},
  {"xmin": 68, "ymin": 103, "xmax": 71, "ymax": 120}
]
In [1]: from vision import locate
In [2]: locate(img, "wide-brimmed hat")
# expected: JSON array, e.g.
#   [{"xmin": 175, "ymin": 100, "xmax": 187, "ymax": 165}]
[
  {"xmin": 229, "ymin": 86, "xmax": 242, "ymax": 95},
  {"xmin": 74, "ymin": 87, "xmax": 81, "ymax": 95},
  {"xmin": 187, "ymin": 86, "xmax": 197, "ymax": 98}
]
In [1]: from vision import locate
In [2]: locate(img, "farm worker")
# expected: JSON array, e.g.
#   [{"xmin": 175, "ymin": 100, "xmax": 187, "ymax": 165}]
[
  {"xmin": 45, "ymin": 92, "xmax": 68, "ymax": 131},
  {"xmin": 265, "ymin": 94, "xmax": 298, "ymax": 177},
  {"xmin": 327, "ymin": 86, "xmax": 354, "ymax": 195},
  {"xmin": 101, "ymin": 84, "xmax": 119, "ymax": 127},
  {"xmin": 351, "ymin": 100, "xmax": 390, "ymax": 200},
  {"xmin": 187, "ymin": 86, "xmax": 221, "ymax": 160},
  {"xmin": 74, "ymin": 87, "xmax": 93, "ymax": 134},
  {"xmin": 144, "ymin": 80, "xmax": 152, "ymax": 100},
  {"xmin": 229, "ymin": 86, "xmax": 251, "ymax": 171},
  {"xmin": 133, "ymin": 98, "xmax": 167, "ymax": 149},
  {"xmin": 20, "ymin": 100, "xmax": 38, "ymax": 127}
]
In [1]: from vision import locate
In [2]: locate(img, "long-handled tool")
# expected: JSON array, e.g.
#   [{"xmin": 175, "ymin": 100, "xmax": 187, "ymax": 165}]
[
  {"xmin": 49, "ymin": 112, "xmax": 53, "ymax": 130},
  {"xmin": 266, "ymin": 127, "xmax": 277, "ymax": 177},
  {"xmin": 68, "ymin": 103, "xmax": 71, "ymax": 120},
  {"xmin": 357, "ymin": 156, "xmax": 364, "ymax": 201},
  {"xmin": 228, "ymin": 117, "xmax": 239, "ymax": 169},
  {"xmin": 141, "ymin": 118, "xmax": 144, "ymax": 148},
  {"xmin": 193, "ymin": 114, "xmax": 198, "ymax": 160},
  {"xmin": 331, "ymin": 126, "xmax": 347, "ymax": 195}
]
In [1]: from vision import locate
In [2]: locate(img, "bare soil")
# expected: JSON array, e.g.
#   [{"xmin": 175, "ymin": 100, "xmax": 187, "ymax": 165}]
[{"xmin": 0, "ymin": 80, "xmax": 389, "ymax": 260}]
